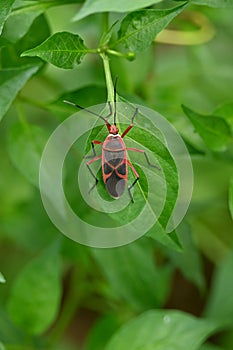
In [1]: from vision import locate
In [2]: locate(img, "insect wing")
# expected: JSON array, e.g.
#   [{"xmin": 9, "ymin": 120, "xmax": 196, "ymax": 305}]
[{"xmin": 106, "ymin": 171, "xmax": 126, "ymax": 198}]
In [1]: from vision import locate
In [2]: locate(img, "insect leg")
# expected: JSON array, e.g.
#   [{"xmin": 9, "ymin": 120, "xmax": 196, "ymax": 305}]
[
  {"xmin": 85, "ymin": 140, "xmax": 103, "ymax": 159},
  {"xmin": 105, "ymin": 101, "xmax": 113, "ymax": 119},
  {"xmin": 121, "ymin": 108, "xmax": 139, "ymax": 138},
  {"xmin": 127, "ymin": 148, "xmax": 161, "ymax": 170},
  {"xmin": 86, "ymin": 156, "xmax": 102, "ymax": 193},
  {"xmin": 127, "ymin": 159, "xmax": 140, "ymax": 203}
]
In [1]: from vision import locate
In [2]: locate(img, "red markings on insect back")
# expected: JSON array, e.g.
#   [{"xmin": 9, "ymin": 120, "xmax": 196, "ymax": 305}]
[
  {"xmin": 64, "ymin": 77, "xmax": 160, "ymax": 202},
  {"xmin": 102, "ymin": 135, "xmax": 127, "ymax": 198}
]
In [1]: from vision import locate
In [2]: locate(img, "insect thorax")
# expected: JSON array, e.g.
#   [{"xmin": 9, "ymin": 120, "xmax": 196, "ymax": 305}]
[
  {"xmin": 103, "ymin": 135, "xmax": 125, "ymax": 166},
  {"xmin": 103, "ymin": 134, "xmax": 125, "ymax": 150}
]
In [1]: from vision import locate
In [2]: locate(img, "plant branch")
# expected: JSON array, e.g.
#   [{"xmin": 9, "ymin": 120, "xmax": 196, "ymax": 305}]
[{"xmin": 100, "ymin": 53, "xmax": 114, "ymax": 102}]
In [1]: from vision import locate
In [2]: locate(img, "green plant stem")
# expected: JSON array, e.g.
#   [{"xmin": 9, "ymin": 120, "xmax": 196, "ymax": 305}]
[
  {"xmin": 107, "ymin": 49, "xmax": 135, "ymax": 61},
  {"xmin": 100, "ymin": 53, "xmax": 114, "ymax": 102}
]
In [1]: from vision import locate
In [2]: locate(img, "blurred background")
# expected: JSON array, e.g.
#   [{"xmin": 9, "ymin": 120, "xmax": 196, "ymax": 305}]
[{"xmin": 0, "ymin": 1, "xmax": 233, "ymax": 349}]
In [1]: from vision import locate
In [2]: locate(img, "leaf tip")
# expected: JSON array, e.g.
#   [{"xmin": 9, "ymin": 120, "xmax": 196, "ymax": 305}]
[
  {"xmin": 181, "ymin": 104, "xmax": 193, "ymax": 117},
  {"xmin": 181, "ymin": 103, "xmax": 188, "ymax": 112},
  {"xmin": 20, "ymin": 50, "xmax": 32, "ymax": 58}
]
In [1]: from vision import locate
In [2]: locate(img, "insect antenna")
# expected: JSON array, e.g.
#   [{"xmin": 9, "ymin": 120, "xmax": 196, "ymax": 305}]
[
  {"xmin": 113, "ymin": 76, "xmax": 118, "ymax": 125},
  {"xmin": 63, "ymin": 100, "xmax": 111, "ymax": 127}
]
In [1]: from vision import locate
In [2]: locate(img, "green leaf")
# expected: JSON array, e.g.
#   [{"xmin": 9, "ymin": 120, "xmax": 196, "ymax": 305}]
[
  {"xmin": 0, "ymin": 64, "xmax": 40, "ymax": 121},
  {"xmin": 214, "ymin": 101, "xmax": 233, "ymax": 133},
  {"xmin": 204, "ymin": 251, "xmax": 233, "ymax": 328},
  {"xmin": 84, "ymin": 116, "xmax": 179, "ymax": 249},
  {"xmin": 83, "ymin": 100, "xmax": 181, "ymax": 250},
  {"xmin": 190, "ymin": 0, "xmax": 233, "ymax": 7},
  {"xmin": 0, "ymin": 273, "xmax": 6, "ymax": 284},
  {"xmin": 182, "ymin": 136, "xmax": 205, "ymax": 155},
  {"xmin": 91, "ymin": 238, "xmax": 172, "ymax": 311},
  {"xmin": 0, "ymin": 310, "xmax": 26, "ymax": 345},
  {"xmin": 7, "ymin": 123, "xmax": 48, "ymax": 187},
  {"xmin": 147, "ymin": 223, "xmax": 182, "ymax": 251},
  {"xmin": 99, "ymin": 20, "xmax": 119, "ymax": 47},
  {"xmin": 7, "ymin": 241, "xmax": 62, "ymax": 335},
  {"xmin": 0, "ymin": 37, "xmax": 10, "ymax": 49},
  {"xmin": 117, "ymin": 3, "xmax": 187, "ymax": 52},
  {"xmin": 2, "ymin": 2, "xmax": 50, "ymax": 42},
  {"xmin": 182, "ymin": 105, "xmax": 232, "ymax": 151},
  {"xmin": 165, "ymin": 222, "xmax": 205, "ymax": 292},
  {"xmin": 73, "ymin": 0, "xmax": 164, "ymax": 21},
  {"xmin": 21, "ymin": 31, "xmax": 90, "ymax": 69},
  {"xmin": 105, "ymin": 310, "xmax": 217, "ymax": 350},
  {"xmin": 124, "ymin": 114, "xmax": 178, "ymax": 231},
  {"xmin": 85, "ymin": 315, "xmax": 120, "ymax": 350},
  {"xmin": 1, "ymin": 14, "xmax": 50, "ymax": 68},
  {"xmin": 2, "ymin": 0, "xmax": 81, "ymax": 42},
  {"xmin": 229, "ymin": 178, "xmax": 233, "ymax": 220},
  {"xmin": 0, "ymin": 0, "xmax": 15, "ymax": 35}
]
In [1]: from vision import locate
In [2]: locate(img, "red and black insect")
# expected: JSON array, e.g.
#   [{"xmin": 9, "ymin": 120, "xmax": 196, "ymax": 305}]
[{"xmin": 64, "ymin": 78, "xmax": 160, "ymax": 202}]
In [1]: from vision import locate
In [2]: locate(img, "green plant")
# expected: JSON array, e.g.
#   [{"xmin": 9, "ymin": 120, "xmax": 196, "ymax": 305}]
[{"xmin": 0, "ymin": 0, "xmax": 233, "ymax": 349}]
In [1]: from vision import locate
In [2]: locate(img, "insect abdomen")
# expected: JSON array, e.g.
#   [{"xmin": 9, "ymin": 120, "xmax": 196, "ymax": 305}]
[
  {"xmin": 102, "ymin": 135, "xmax": 127, "ymax": 198},
  {"xmin": 106, "ymin": 171, "xmax": 126, "ymax": 198}
]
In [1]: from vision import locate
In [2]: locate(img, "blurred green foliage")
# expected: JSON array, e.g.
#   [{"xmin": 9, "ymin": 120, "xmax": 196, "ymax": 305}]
[{"xmin": 0, "ymin": 0, "xmax": 233, "ymax": 349}]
